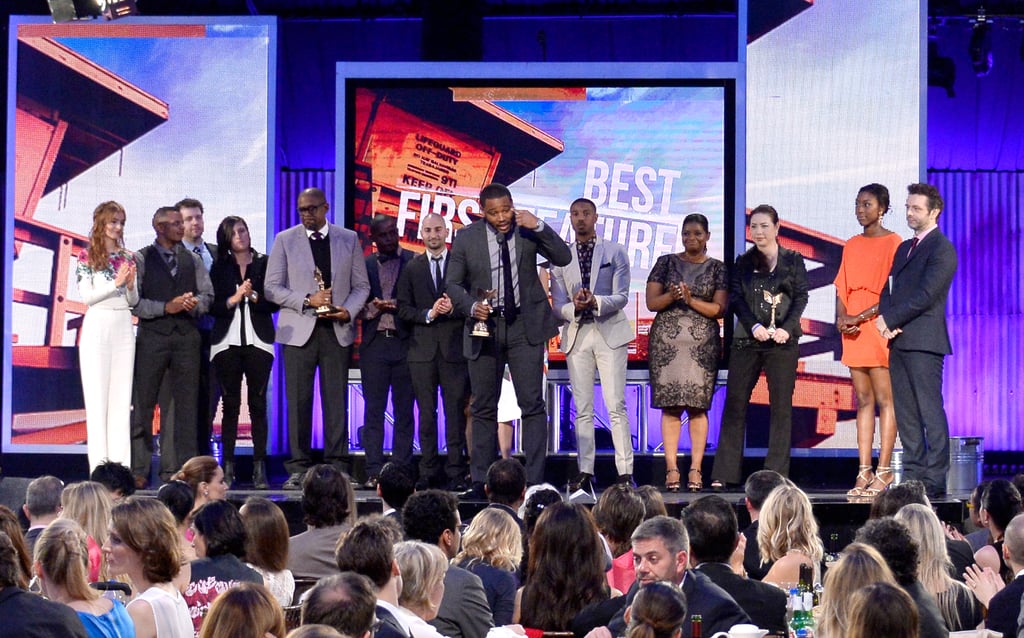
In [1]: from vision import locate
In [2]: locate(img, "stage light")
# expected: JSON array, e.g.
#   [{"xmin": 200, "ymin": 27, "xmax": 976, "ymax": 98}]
[
  {"xmin": 968, "ymin": 12, "xmax": 993, "ymax": 77},
  {"xmin": 47, "ymin": 0, "xmax": 100, "ymax": 22},
  {"xmin": 928, "ymin": 38, "xmax": 957, "ymax": 98},
  {"xmin": 99, "ymin": 0, "xmax": 140, "ymax": 20}
]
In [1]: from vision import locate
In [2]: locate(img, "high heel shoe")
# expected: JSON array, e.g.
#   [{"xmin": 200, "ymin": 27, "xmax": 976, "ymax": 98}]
[
  {"xmin": 664, "ymin": 468, "xmax": 681, "ymax": 493},
  {"xmin": 846, "ymin": 465, "xmax": 874, "ymax": 497},
  {"xmin": 860, "ymin": 466, "xmax": 894, "ymax": 497},
  {"xmin": 687, "ymin": 468, "xmax": 703, "ymax": 492}
]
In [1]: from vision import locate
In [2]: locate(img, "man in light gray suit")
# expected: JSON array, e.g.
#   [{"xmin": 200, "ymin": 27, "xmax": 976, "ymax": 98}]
[
  {"xmin": 550, "ymin": 198, "xmax": 635, "ymax": 492},
  {"xmin": 445, "ymin": 183, "xmax": 572, "ymax": 493},
  {"xmin": 265, "ymin": 187, "xmax": 370, "ymax": 489}
]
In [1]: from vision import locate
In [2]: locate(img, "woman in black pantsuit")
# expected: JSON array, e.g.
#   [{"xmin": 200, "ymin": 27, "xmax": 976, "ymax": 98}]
[
  {"xmin": 711, "ymin": 205, "xmax": 808, "ymax": 487},
  {"xmin": 209, "ymin": 216, "xmax": 278, "ymax": 488}
]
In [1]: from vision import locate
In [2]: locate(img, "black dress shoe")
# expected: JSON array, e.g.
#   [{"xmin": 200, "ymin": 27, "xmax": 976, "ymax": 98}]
[
  {"xmin": 569, "ymin": 472, "xmax": 594, "ymax": 493},
  {"xmin": 363, "ymin": 476, "xmax": 379, "ymax": 490},
  {"xmin": 252, "ymin": 460, "xmax": 268, "ymax": 490},
  {"xmin": 458, "ymin": 483, "xmax": 487, "ymax": 501},
  {"xmin": 283, "ymin": 472, "xmax": 304, "ymax": 490},
  {"xmin": 616, "ymin": 474, "xmax": 637, "ymax": 488},
  {"xmin": 447, "ymin": 478, "xmax": 469, "ymax": 492}
]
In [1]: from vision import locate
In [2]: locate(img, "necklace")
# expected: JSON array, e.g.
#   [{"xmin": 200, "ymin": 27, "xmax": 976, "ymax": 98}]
[{"xmin": 679, "ymin": 252, "xmax": 707, "ymax": 264}]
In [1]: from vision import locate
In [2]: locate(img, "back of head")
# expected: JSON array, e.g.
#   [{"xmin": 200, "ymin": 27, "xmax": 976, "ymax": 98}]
[
  {"xmin": 818, "ymin": 542, "xmax": 896, "ymax": 638},
  {"xmin": 626, "ymin": 581, "xmax": 687, "ymax": 638},
  {"xmin": 241, "ymin": 496, "xmax": 290, "ymax": 572},
  {"xmin": 744, "ymin": 470, "xmax": 786, "ymax": 511},
  {"xmin": 193, "ymin": 500, "xmax": 247, "ymax": 558},
  {"xmin": 1002, "ymin": 513, "xmax": 1024, "ymax": 568},
  {"xmin": 157, "ymin": 480, "xmax": 196, "ymax": 526},
  {"xmin": 486, "ymin": 459, "xmax": 527, "ymax": 507},
  {"xmin": 521, "ymin": 486, "xmax": 563, "ymax": 535},
  {"xmin": 335, "ymin": 516, "xmax": 403, "ymax": 589},
  {"xmin": 893, "ymin": 504, "xmax": 952, "ymax": 587},
  {"xmin": 303, "ymin": 572, "xmax": 377, "ymax": 638},
  {"xmin": 173, "ymin": 455, "xmax": 220, "ymax": 495},
  {"xmin": 378, "ymin": 463, "xmax": 415, "ymax": 511},
  {"xmin": 34, "ymin": 518, "xmax": 98, "ymax": 601},
  {"xmin": 25, "ymin": 475, "xmax": 64, "ymax": 519},
  {"xmin": 0, "ymin": 531, "xmax": 25, "ymax": 588},
  {"xmin": 635, "ymin": 486, "xmax": 667, "ymax": 520},
  {"xmin": 402, "ymin": 489, "xmax": 459, "ymax": 545},
  {"xmin": 593, "ymin": 484, "xmax": 646, "ymax": 557},
  {"xmin": 981, "ymin": 479, "xmax": 1023, "ymax": 532},
  {"xmin": 869, "ymin": 480, "xmax": 929, "ymax": 519},
  {"xmin": 757, "ymin": 484, "xmax": 823, "ymax": 563},
  {"xmin": 199, "ymin": 582, "xmax": 286, "ymax": 638},
  {"xmin": 302, "ymin": 465, "xmax": 356, "ymax": 529},
  {"xmin": 631, "ymin": 515, "xmax": 689, "ymax": 557},
  {"xmin": 394, "ymin": 541, "xmax": 449, "ymax": 611},
  {"xmin": 288, "ymin": 626, "xmax": 344, "ymax": 638},
  {"xmin": 456, "ymin": 507, "xmax": 523, "ymax": 572},
  {"xmin": 681, "ymin": 495, "xmax": 737, "ymax": 564},
  {"xmin": 89, "ymin": 462, "xmax": 136, "ymax": 501},
  {"xmin": 0, "ymin": 508, "xmax": 30, "ymax": 588},
  {"xmin": 846, "ymin": 582, "xmax": 919, "ymax": 638},
  {"xmin": 111, "ymin": 496, "xmax": 181, "ymax": 584},
  {"xmin": 855, "ymin": 517, "xmax": 918, "ymax": 586},
  {"xmin": 60, "ymin": 480, "xmax": 113, "ymax": 545}
]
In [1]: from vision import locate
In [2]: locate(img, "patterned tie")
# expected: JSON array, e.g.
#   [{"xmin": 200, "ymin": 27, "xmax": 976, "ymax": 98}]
[
  {"xmin": 501, "ymin": 236, "xmax": 517, "ymax": 322},
  {"xmin": 432, "ymin": 256, "xmax": 444, "ymax": 292},
  {"xmin": 165, "ymin": 252, "xmax": 177, "ymax": 277}
]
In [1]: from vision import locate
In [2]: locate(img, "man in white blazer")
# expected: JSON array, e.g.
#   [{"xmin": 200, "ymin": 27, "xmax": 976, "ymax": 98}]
[
  {"xmin": 549, "ymin": 198, "xmax": 635, "ymax": 492},
  {"xmin": 265, "ymin": 187, "xmax": 370, "ymax": 489}
]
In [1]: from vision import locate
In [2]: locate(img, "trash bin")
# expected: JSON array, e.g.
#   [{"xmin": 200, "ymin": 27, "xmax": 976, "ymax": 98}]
[
  {"xmin": 948, "ymin": 436, "xmax": 984, "ymax": 492},
  {"xmin": 891, "ymin": 449, "xmax": 903, "ymax": 485}
]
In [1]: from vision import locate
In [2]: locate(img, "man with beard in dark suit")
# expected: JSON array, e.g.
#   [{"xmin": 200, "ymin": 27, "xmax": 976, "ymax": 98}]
[{"xmin": 396, "ymin": 213, "xmax": 470, "ymax": 490}]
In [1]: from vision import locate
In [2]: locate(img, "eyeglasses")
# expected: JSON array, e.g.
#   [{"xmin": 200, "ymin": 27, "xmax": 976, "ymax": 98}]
[{"xmin": 298, "ymin": 203, "xmax": 326, "ymax": 215}]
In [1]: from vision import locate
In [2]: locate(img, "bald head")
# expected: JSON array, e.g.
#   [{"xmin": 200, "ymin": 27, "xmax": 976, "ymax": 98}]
[{"xmin": 1003, "ymin": 514, "xmax": 1024, "ymax": 568}]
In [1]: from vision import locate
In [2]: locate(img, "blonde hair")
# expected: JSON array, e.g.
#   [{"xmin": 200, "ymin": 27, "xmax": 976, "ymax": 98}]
[
  {"xmin": 60, "ymin": 481, "xmax": 112, "ymax": 579},
  {"xmin": 199, "ymin": 582, "xmax": 286, "ymax": 638},
  {"xmin": 454, "ymin": 507, "xmax": 523, "ymax": 572},
  {"xmin": 895, "ymin": 503, "xmax": 977, "ymax": 630},
  {"xmin": 757, "ymin": 484, "xmax": 824, "ymax": 566},
  {"xmin": 34, "ymin": 518, "xmax": 99, "ymax": 602},
  {"xmin": 817, "ymin": 543, "xmax": 896, "ymax": 638},
  {"xmin": 394, "ymin": 541, "xmax": 448, "ymax": 614}
]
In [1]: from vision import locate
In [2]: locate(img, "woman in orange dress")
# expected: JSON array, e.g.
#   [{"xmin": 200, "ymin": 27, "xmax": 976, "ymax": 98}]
[{"xmin": 834, "ymin": 183, "xmax": 902, "ymax": 496}]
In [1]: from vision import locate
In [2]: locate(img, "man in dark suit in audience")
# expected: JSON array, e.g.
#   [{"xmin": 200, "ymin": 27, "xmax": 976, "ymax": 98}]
[
  {"xmin": 741, "ymin": 470, "xmax": 787, "ymax": 580},
  {"xmin": 396, "ymin": 213, "xmax": 470, "ymax": 490},
  {"xmin": 302, "ymin": 572, "xmax": 378, "ymax": 638},
  {"xmin": 377, "ymin": 462, "xmax": 415, "ymax": 524},
  {"xmin": 335, "ymin": 517, "xmax": 410, "ymax": 638},
  {"xmin": 682, "ymin": 495, "xmax": 787, "ymax": 635},
  {"xmin": 485, "ymin": 458, "xmax": 527, "ymax": 532},
  {"xmin": 976, "ymin": 513, "xmax": 1024, "ymax": 637},
  {"xmin": 22, "ymin": 475, "xmax": 63, "ymax": 555}
]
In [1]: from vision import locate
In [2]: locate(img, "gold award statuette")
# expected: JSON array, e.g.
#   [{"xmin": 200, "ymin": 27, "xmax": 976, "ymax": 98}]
[
  {"xmin": 313, "ymin": 267, "xmax": 339, "ymax": 316},
  {"xmin": 762, "ymin": 290, "xmax": 784, "ymax": 336},
  {"xmin": 470, "ymin": 288, "xmax": 497, "ymax": 338}
]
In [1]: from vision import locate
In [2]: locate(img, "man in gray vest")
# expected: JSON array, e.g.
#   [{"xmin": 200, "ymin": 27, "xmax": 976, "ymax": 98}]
[{"xmin": 130, "ymin": 206, "xmax": 213, "ymax": 487}]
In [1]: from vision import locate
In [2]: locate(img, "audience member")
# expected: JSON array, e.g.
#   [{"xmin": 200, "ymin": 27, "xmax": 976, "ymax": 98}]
[
  {"xmin": 634, "ymin": 485, "xmax": 667, "ymax": 520},
  {"xmin": 0, "ymin": 530, "xmax": 88, "ymax": 638},
  {"xmin": 301, "ymin": 572, "xmax": 377, "ymax": 638},
  {"xmin": 519, "ymin": 485, "xmax": 563, "ymax": 573},
  {"xmin": 855, "ymin": 517, "xmax": 947, "ymax": 638},
  {"xmin": 60, "ymin": 481, "xmax": 112, "ymax": 582},
  {"xmin": 486, "ymin": 459, "xmax": 527, "ymax": 530},
  {"xmin": 378, "ymin": 462, "xmax": 415, "ymax": 523},
  {"xmin": 592, "ymin": 484, "xmax": 645, "ymax": 593},
  {"xmin": 34, "ymin": 518, "xmax": 134, "ymax": 637},
  {"xmin": 756, "ymin": 483, "xmax": 823, "ymax": 587},
  {"xmin": 184, "ymin": 500, "xmax": 263, "ymax": 635},
  {"xmin": 241, "ymin": 496, "xmax": 296, "ymax": 607},
  {"xmin": 103, "ymin": 497, "xmax": 193, "ymax": 638},
  {"xmin": 89, "ymin": 462, "xmax": 135, "ymax": 504},
  {"xmin": 289, "ymin": 465, "xmax": 357, "ymax": 581},
  {"xmin": 0, "ymin": 506, "xmax": 32, "ymax": 588},
  {"xmin": 845, "ymin": 582, "xmax": 919, "ymax": 638},
  {"xmin": 681, "ymin": 495, "xmax": 787, "ymax": 635},
  {"xmin": 963, "ymin": 480, "xmax": 992, "ymax": 552},
  {"xmin": 22, "ymin": 475, "xmax": 63, "ymax": 555},
  {"xmin": 966, "ymin": 513, "xmax": 1024, "ymax": 637},
  {"xmin": 403, "ymin": 490, "xmax": 493, "ymax": 638},
  {"xmin": 624, "ymin": 581, "xmax": 687, "ymax": 638},
  {"xmin": 288, "ymin": 626, "xmax": 344, "ymax": 638},
  {"xmin": 172, "ymin": 455, "xmax": 228, "ymax": 517},
  {"xmin": 975, "ymin": 479, "xmax": 1023, "ymax": 583},
  {"xmin": 817, "ymin": 542, "xmax": 897, "ymax": 638},
  {"xmin": 453, "ymin": 507, "xmax": 522, "ymax": 625},
  {"xmin": 198, "ymin": 582, "xmax": 286, "ymax": 638},
  {"xmin": 740, "ymin": 470, "xmax": 786, "ymax": 580},
  {"xmin": 335, "ymin": 516, "xmax": 409, "ymax": 638},
  {"xmin": 394, "ymin": 541, "xmax": 450, "ymax": 638},
  {"xmin": 156, "ymin": 480, "xmax": 198, "ymax": 567}
]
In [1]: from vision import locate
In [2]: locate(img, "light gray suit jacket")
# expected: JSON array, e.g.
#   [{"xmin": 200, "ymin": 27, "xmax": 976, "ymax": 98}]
[
  {"xmin": 549, "ymin": 237, "xmax": 634, "ymax": 353},
  {"xmin": 265, "ymin": 223, "xmax": 370, "ymax": 347}
]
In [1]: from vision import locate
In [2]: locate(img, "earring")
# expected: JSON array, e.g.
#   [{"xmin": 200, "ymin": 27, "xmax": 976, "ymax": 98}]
[{"xmin": 204, "ymin": 489, "xmax": 209, "ymax": 498}]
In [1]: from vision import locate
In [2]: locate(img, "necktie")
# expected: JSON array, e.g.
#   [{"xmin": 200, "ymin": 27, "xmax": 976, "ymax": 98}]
[
  {"xmin": 311, "ymin": 231, "xmax": 323, "ymax": 241},
  {"xmin": 165, "ymin": 252, "xmax": 177, "ymax": 276},
  {"xmin": 192, "ymin": 246, "xmax": 202, "ymax": 256},
  {"xmin": 500, "ymin": 235, "xmax": 517, "ymax": 322},
  {"xmin": 908, "ymin": 236, "xmax": 919, "ymax": 257},
  {"xmin": 432, "ymin": 256, "xmax": 443, "ymax": 291}
]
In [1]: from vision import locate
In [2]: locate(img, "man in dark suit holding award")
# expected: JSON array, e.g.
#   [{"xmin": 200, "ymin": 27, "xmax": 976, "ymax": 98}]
[
  {"xmin": 396, "ymin": 213, "xmax": 470, "ymax": 490},
  {"xmin": 877, "ymin": 182, "xmax": 958, "ymax": 498},
  {"xmin": 265, "ymin": 187, "xmax": 370, "ymax": 489},
  {"xmin": 445, "ymin": 183, "xmax": 572, "ymax": 493}
]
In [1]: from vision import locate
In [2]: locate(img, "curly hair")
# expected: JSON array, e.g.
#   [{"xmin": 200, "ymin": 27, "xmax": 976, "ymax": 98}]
[
  {"xmin": 402, "ymin": 490, "xmax": 459, "ymax": 546},
  {"xmin": 86, "ymin": 201, "xmax": 127, "ymax": 271},
  {"xmin": 855, "ymin": 518, "xmax": 917, "ymax": 586},
  {"xmin": 757, "ymin": 484, "xmax": 824, "ymax": 567},
  {"xmin": 626, "ymin": 581, "xmax": 687, "ymax": 638},
  {"xmin": 818, "ymin": 542, "xmax": 896, "ymax": 638},
  {"xmin": 455, "ymin": 507, "xmax": 522, "ymax": 572},
  {"xmin": 111, "ymin": 496, "xmax": 181, "ymax": 584},
  {"xmin": 519, "ymin": 503, "xmax": 610, "ymax": 631}
]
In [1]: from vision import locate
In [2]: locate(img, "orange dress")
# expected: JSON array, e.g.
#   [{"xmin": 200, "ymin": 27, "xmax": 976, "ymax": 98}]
[{"xmin": 833, "ymin": 232, "xmax": 902, "ymax": 367}]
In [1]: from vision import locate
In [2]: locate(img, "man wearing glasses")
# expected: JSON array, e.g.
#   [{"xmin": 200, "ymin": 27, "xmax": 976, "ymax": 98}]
[{"xmin": 266, "ymin": 187, "xmax": 370, "ymax": 489}]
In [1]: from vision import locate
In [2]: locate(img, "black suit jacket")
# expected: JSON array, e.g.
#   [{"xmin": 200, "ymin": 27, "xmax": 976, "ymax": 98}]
[
  {"xmin": 695, "ymin": 563, "xmax": 787, "ymax": 635},
  {"xmin": 985, "ymin": 573, "xmax": 1024, "ymax": 637},
  {"xmin": 741, "ymin": 521, "xmax": 774, "ymax": 581},
  {"xmin": 445, "ymin": 219, "xmax": 571, "ymax": 360},
  {"xmin": 362, "ymin": 249, "xmax": 414, "ymax": 348},
  {"xmin": 609, "ymin": 571, "xmax": 750, "ymax": 638},
  {"xmin": 208, "ymin": 251, "xmax": 278, "ymax": 345},
  {"xmin": 376, "ymin": 604, "xmax": 411, "ymax": 638},
  {"xmin": 396, "ymin": 251, "xmax": 465, "ymax": 363},
  {"xmin": 0, "ymin": 586, "xmax": 88, "ymax": 637}
]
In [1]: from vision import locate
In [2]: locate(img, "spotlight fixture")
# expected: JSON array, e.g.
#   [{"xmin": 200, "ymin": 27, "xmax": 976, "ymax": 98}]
[
  {"xmin": 968, "ymin": 9, "xmax": 993, "ymax": 77},
  {"xmin": 99, "ymin": 0, "xmax": 140, "ymax": 20},
  {"xmin": 47, "ymin": 0, "xmax": 138, "ymax": 22}
]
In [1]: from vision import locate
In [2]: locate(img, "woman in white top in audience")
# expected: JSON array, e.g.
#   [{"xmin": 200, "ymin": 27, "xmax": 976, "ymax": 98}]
[
  {"xmin": 393, "ymin": 541, "xmax": 449, "ymax": 638},
  {"xmin": 240, "ymin": 496, "xmax": 295, "ymax": 607}
]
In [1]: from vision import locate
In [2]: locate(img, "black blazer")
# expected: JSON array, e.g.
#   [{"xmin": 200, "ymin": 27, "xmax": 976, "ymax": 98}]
[
  {"xmin": 361, "ymin": 249, "xmax": 414, "ymax": 348},
  {"xmin": 695, "ymin": 562, "xmax": 787, "ymax": 635},
  {"xmin": 396, "ymin": 251, "xmax": 465, "ymax": 363},
  {"xmin": 209, "ymin": 251, "xmax": 278, "ymax": 345},
  {"xmin": 983, "ymin": 574, "xmax": 1024, "ymax": 637},
  {"xmin": 730, "ymin": 245, "xmax": 809, "ymax": 342}
]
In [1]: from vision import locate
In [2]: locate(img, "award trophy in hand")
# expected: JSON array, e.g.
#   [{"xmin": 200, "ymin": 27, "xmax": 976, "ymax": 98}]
[
  {"xmin": 313, "ymin": 267, "xmax": 339, "ymax": 316},
  {"xmin": 762, "ymin": 290, "xmax": 784, "ymax": 336},
  {"xmin": 470, "ymin": 288, "xmax": 497, "ymax": 338}
]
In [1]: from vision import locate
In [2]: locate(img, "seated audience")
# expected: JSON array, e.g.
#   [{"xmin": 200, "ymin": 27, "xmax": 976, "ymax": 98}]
[
  {"xmin": 756, "ymin": 483, "xmax": 823, "ymax": 587},
  {"xmin": 301, "ymin": 572, "xmax": 377, "ymax": 638},
  {"xmin": 241, "ymin": 496, "xmax": 296, "ymax": 607},
  {"xmin": 592, "ymin": 484, "xmax": 645, "ymax": 593},
  {"xmin": 975, "ymin": 479, "xmax": 1023, "ymax": 583},
  {"xmin": 103, "ymin": 497, "xmax": 193, "ymax": 638},
  {"xmin": 817, "ymin": 542, "xmax": 897, "ymax": 638},
  {"xmin": 157, "ymin": 479, "xmax": 199, "ymax": 587},
  {"xmin": 288, "ymin": 626, "xmax": 345, "ymax": 638},
  {"xmin": 89, "ymin": 461, "xmax": 136, "ymax": 504},
  {"xmin": 0, "ymin": 506, "xmax": 31, "ymax": 589},
  {"xmin": 966, "ymin": 513, "xmax": 1024, "ymax": 638},
  {"xmin": 22, "ymin": 475, "xmax": 64, "ymax": 555},
  {"xmin": 378, "ymin": 462, "xmax": 415, "ymax": 523},
  {"xmin": 485, "ymin": 459, "xmax": 527, "ymax": 531},
  {"xmin": 624, "ymin": 581, "xmax": 687, "ymax": 638},
  {"xmin": 60, "ymin": 481, "xmax": 112, "ymax": 582},
  {"xmin": 335, "ymin": 516, "xmax": 409, "ymax": 638},
  {"xmin": 289, "ymin": 465, "xmax": 357, "ymax": 581},
  {"xmin": 198, "ymin": 582, "xmax": 286, "ymax": 638},
  {"xmin": 34, "ymin": 518, "xmax": 134, "ymax": 637},
  {"xmin": 519, "ymin": 484, "xmax": 563, "ymax": 576},
  {"xmin": 0, "ymin": 530, "xmax": 87, "ymax": 638},
  {"xmin": 845, "ymin": 582, "xmax": 919, "ymax": 638},
  {"xmin": 963, "ymin": 480, "xmax": 992, "ymax": 552},
  {"xmin": 394, "ymin": 541, "xmax": 450, "ymax": 638},
  {"xmin": 453, "ymin": 507, "xmax": 522, "ymax": 625},
  {"xmin": 740, "ymin": 470, "xmax": 786, "ymax": 580},
  {"xmin": 681, "ymin": 495, "xmax": 787, "ymax": 635},
  {"xmin": 634, "ymin": 485, "xmax": 667, "ymax": 520}
]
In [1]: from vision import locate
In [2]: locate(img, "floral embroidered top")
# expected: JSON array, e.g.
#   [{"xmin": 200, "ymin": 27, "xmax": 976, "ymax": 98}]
[{"xmin": 75, "ymin": 248, "xmax": 140, "ymax": 309}]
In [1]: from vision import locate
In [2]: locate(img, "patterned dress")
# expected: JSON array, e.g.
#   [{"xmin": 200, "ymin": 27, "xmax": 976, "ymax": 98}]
[{"xmin": 647, "ymin": 254, "xmax": 727, "ymax": 409}]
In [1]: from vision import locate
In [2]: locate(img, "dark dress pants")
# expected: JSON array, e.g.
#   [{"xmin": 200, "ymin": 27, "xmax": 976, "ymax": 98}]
[
  {"xmin": 712, "ymin": 343, "xmax": 798, "ymax": 484},
  {"xmin": 359, "ymin": 334, "xmax": 416, "ymax": 477},
  {"xmin": 467, "ymin": 317, "xmax": 548, "ymax": 485},
  {"xmin": 410, "ymin": 356, "xmax": 470, "ymax": 483},
  {"xmin": 283, "ymin": 322, "xmax": 351, "ymax": 475},
  {"xmin": 889, "ymin": 348, "xmax": 950, "ymax": 493},
  {"xmin": 213, "ymin": 345, "xmax": 274, "ymax": 461}
]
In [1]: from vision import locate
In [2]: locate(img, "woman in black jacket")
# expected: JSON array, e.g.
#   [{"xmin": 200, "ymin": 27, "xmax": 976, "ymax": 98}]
[
  {"xmin": 209, "ymin": 216, "xmax": 278, "ymax": 488},
  {"xmin": 710, "ymin": 204, "xmax": 808, "ymax": 488}
]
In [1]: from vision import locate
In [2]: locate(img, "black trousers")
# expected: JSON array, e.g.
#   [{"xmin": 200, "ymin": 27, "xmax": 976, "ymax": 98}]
[
  {"xmin": 213, "ymin": 345, "xmax": 274, "ymax": 461},
  {"xmin": 359, "ymin": 334, "xmax": 416, "ymax": 477},
  {"xmin": 889, "ymin": 348, "xmax": 950, "ymax": 493},
  {"xmin": 410, "ymin": 356, "xmax": 470, "ymax": 483},
  {"xmin": 467, "ymin": 317, "xmax": 548, "ymax": 485},
  {"xmin": 282, "ymin": 322, "xmax": 351, "ymax": 475},
  {"xmin": 712, "ymin": 343, "xmax": 798, "ymax": 484}
]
